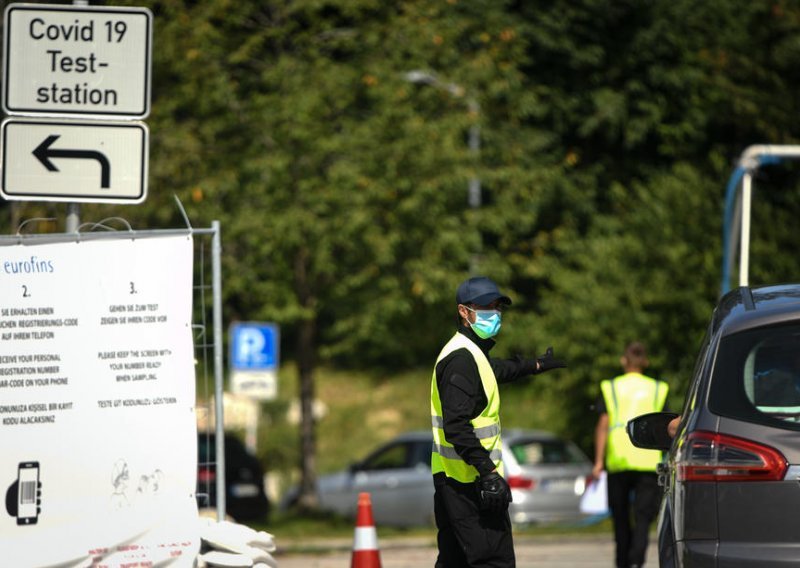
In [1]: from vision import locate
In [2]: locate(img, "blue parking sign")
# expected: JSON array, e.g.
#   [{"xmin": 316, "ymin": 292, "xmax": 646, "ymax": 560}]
[{"xmin": 230, "ymin": 322, "xmax": 279, "ymax": 371}]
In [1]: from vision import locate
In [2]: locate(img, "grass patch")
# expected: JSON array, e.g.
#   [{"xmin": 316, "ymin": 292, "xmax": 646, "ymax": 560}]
[
  {"xmin": 250, "ymin": 509, "xmax": 612, "ymax": 546},
  {"xmin": 210, "ymin": 362, "xmax": 609, "ymax": 540}
]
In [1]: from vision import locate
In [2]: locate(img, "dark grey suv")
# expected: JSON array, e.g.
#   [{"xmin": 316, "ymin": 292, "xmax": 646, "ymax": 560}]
[{"xmin": 628, "ymin": 284, "xmax": 800, "ymax": 568}]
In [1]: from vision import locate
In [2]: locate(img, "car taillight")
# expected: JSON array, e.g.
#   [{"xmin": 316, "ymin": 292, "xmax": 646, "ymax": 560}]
[
  {"xmin": 507, "ymin": 474, "xmax": 535, "ymax": 489},
  {"xmin": 198, "ymin": 467, "xmax": 216, "ymax": 484},
  {"xmin": 676, "ymin": 431, "xmax": 788, "ymax": 482}
]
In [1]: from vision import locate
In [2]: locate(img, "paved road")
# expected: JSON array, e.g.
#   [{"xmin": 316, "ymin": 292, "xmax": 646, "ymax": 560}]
[{"xmin": 274, "ymin": 533, "xmax": 655, "ymax": 567}]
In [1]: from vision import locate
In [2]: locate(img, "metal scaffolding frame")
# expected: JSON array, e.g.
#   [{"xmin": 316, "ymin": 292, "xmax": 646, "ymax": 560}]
[{"xmin": 722, "ymin": 145, "xmax": 800, "ymax": 295}]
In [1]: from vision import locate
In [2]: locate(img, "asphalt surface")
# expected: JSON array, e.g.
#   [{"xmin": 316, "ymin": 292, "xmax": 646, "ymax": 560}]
[{"xmin": 274, "ymin": 532, "xmax": 655, "ymax": 567}]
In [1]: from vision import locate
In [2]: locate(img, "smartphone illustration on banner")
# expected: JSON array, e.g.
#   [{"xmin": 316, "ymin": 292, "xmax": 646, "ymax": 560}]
[{"xmin": 17, "ymin": 461, "xmax": 39, "ymax": 525}]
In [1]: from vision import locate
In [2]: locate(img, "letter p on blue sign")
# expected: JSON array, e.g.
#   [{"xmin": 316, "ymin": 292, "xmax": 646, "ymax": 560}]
[{"xmin": 230, "ymin": 322, "xmax": 279, "ymax": 371}]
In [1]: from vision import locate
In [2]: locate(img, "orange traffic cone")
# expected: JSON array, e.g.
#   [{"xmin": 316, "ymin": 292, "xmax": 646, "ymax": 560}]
[{"xmin": 351, "ymin": 492, "xmax": 382, "ymax": 568}]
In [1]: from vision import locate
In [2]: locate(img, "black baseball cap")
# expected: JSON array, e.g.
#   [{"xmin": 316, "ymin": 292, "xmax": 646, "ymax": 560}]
[{"xmin": 456, "ymin": 276, "xmax": 512, "ymax": 306}]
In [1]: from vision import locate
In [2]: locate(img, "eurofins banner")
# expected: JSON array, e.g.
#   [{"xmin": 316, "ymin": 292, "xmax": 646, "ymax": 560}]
[{"xmin": 0, "ymin": 235, "xmax": 199, "ymax": 567}]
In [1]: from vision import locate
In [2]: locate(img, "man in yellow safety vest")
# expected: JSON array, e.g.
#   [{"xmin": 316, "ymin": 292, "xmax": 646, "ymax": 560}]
[
  {"xmin": 593, "ymin": 341, "xmax": 669, "ymax": 568},
  {"xmin": 431, "ymin": 276, "xmax": 566, "ymax": 567}
]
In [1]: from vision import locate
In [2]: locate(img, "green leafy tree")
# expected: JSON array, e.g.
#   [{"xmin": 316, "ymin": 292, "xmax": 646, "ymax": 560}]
[
  {"xmin": 126, "ymin": 0, "xmax": 550, "ymax": 507},
  {"xmin": 497, "ymin": 0, "xmax": 800, "ymax": 450},
  {"xmin": 5, "ymin": 0, "xmax": 800, "ymax": 487}
]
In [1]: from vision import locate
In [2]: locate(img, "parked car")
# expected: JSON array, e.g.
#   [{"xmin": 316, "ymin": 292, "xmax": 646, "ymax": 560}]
[
  {"xmin": 197, "ymin": 432, "xmax": 270, "ymax": 523},
  {"xmin": 281, "ymin": 429, "xmax": 592, "ymax": 527},
  {"xmin": 503, "ymin": 428, "xmax": 593, "ymax": 525},
  {"xmin": 628, "ymin": 284, "xmax": 800, "ymax": 568}
]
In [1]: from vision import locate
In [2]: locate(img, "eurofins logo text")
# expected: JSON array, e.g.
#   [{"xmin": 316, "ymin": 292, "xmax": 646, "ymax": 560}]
[{"xmin": 2, "ymin": 256, "xmax": 54, "ymax": 274}]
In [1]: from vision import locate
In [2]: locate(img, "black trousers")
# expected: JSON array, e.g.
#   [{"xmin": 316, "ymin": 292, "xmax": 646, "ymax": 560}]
[
  {"xmin": 607, "ymin": 470, "xmax": 660, "ymax": 568},
  {"xmin": 433, "ymin": 479, "xmax": 515, "ymax": 568}
]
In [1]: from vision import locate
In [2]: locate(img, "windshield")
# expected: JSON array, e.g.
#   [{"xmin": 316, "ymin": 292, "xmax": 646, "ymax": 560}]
[{"xmin": 508, "ymin": 438, "xmax": 588, "ymax": 465}]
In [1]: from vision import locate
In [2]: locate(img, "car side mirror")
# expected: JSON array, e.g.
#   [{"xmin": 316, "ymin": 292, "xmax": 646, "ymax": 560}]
[{"xmin": 626, "ymin": 412, "xmax": 680, "ymax": 451}]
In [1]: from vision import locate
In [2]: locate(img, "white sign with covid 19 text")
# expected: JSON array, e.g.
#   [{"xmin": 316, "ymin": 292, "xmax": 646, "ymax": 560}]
[
  {"xmin": 2, "ymin": 4, "xmax": 152, "ymax": 118},
  {"xmin": 0, "ymin": 235, "xmax": 199, "ymax": 567}
]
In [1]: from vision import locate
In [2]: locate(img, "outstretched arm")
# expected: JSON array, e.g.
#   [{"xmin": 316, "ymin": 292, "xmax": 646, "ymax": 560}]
[
  {"xmin": 535, "ymin": 347, "xmax": 566, "ymax": 373},
  {"xmin": 491, "ymin": 347, "xmax": 567, "ymax": 384}
]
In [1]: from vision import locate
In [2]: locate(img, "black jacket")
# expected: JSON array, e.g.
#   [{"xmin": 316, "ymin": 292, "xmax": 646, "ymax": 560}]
[{"xmin": 433, "ymin": 325, "xmax": 542, "ymax": 485}]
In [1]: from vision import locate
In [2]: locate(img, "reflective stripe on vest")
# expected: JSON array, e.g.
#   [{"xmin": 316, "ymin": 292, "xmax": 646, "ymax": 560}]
[
  {"xmin": 431, "ymin": 332, "xmax": 503, "ymax": 482},
  {"xmin": 601, "ymin": 373, "xmax": 669, "ymax": 472}
]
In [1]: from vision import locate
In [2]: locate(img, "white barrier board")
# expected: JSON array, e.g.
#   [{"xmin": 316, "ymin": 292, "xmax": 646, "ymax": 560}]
[{"xmin": 0, "ymin": 235, "xmax": 199, "ymax": 567}]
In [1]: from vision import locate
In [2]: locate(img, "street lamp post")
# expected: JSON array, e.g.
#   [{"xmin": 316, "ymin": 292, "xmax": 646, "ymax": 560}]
[
  {"xmin": 467, "ymin": 98, "xmax": 481, "ymax": 210},
  {"xmin": 404, "ymin": 70, "xmax": 481, "ymax": 273}
]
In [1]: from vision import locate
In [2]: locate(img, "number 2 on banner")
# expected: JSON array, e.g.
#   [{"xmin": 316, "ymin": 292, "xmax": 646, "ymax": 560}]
[{"xmin": 22, "ymin": 285, "xmax": 30, "ymax": 298}]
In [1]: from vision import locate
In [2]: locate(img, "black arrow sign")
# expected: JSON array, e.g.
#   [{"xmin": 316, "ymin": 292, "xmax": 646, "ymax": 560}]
[{"xmin": 33, "ymin": 135, "xmax": 111, "ymax": 189}]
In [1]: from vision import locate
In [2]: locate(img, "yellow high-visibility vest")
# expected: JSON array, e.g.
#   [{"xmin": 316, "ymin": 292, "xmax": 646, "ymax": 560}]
[
  {"xmin": 431, "ymin": 332, "xmax": 503, "ymax": 482},
  {"xmin": 601, "ymin": 373, "xmax": 669, "ymax": 472}
]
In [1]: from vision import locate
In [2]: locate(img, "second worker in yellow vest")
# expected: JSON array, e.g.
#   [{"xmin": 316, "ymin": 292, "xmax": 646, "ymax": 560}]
[{"xmin": 593, "ymin": 341, "xmax": 669, "ymax": 568}]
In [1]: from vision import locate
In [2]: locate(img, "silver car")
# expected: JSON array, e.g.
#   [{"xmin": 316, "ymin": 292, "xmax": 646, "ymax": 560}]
[
  {"xmin": 502, "ymin": 428, "xmax": 592, "ymax": 525},
  {"xmin": 628, "ymin": 284, "xmax": 800, "ymax": 567},
  {"xmin": 284, "ymin": 429, "xmax": 592, "ymax": 527}
]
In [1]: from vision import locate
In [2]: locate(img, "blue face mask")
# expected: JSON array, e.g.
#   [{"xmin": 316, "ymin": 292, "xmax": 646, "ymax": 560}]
[{"xmin": 467, "ymin": 307, "xmax": 502, "ymax": 339}]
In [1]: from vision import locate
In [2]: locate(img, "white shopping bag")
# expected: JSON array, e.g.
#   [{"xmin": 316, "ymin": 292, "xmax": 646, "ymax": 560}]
[{"xmin": 579, "ymin": 471, "xmax": 608, "ymax": 514}]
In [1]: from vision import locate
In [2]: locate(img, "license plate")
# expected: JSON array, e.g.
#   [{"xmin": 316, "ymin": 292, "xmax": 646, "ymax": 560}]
[
  {"xmin": 230, "ymin": 483, "xmax": 259, "ymax": 497},
  {"xmin": 541, "ymin": 478, "xmax": 575, "ymax": 493}
]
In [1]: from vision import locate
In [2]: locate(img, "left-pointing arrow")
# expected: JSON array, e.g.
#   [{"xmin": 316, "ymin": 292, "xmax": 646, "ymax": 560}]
[{"xmin": 32, "ymin": 134, "xmax": 111, "ymax": 189}]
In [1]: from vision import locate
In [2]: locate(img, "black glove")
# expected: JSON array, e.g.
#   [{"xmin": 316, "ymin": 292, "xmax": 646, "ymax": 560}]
[
  {"xmin": 478, "ymin": 471, "xmax": 512, "ymax": 513},
  {"xmin": 536, "ymin": 346, "xmax": 566, "ymax": 372}
]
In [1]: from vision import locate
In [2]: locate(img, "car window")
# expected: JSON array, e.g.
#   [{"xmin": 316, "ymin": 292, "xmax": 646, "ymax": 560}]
[
  {"xmin": 709, "ymin": 323, "xmax": 800, "ymax": 430},
  {"xmin": 361, "ymin": 443, "xmax": 409, "ymax": 471},
  {"xmin": 409, "ymin": 441, "xmax": 432, "ymax": 468},
  {"xmin": 508, "ymin": 439, "xmax": 587, "ymax": 465}
]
